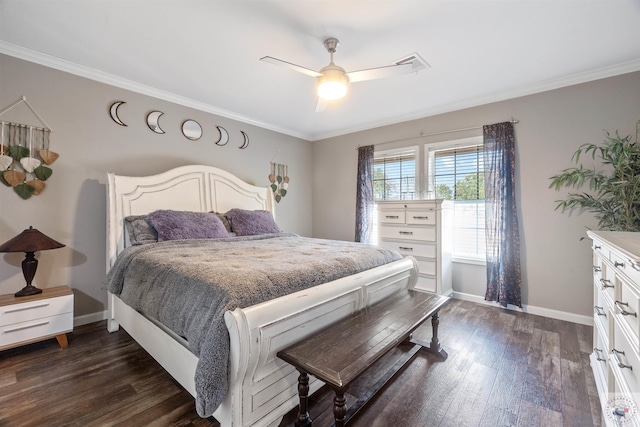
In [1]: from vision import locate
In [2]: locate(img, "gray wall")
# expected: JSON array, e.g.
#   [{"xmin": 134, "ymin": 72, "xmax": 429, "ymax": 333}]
[
  {"xmin": 312, "ymin": 71, "xmax": 640, "ymax": 319},
  {"xmin": 0, "ymin": 54, "xmax": 313, "ymax": 319}
]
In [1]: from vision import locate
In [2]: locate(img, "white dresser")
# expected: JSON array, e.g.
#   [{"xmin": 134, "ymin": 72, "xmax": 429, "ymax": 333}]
[
  {"xmin": 588, "ymin": 230, "xmax": 640, "ymax": 426},
  {"xmin": 376, "ymin": 200, "xmax": 452, "ymax": 295}
]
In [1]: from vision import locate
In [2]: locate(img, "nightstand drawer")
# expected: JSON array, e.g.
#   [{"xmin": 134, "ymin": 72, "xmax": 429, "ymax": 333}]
[
  {"xmin": 0, "ymin": 295, "xmax": 73, "ymax": 326},
  {"xmin": 0, "ymin": 312, "xmax": 72, "ymax": 347}
]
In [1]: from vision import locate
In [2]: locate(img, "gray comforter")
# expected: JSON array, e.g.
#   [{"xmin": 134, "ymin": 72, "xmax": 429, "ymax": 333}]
[{"xmin": 103, "ymin": 233, "xmax": 402, "ymax": 417}]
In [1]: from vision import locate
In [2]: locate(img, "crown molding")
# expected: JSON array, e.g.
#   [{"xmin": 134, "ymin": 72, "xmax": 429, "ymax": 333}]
[
  {"xmin": 0, "ymin": 41, "xmax": 309, "ymax": 140},
  {"xmin": 3, "ymin": 41, "xmax": 639, "ymax": 142}
]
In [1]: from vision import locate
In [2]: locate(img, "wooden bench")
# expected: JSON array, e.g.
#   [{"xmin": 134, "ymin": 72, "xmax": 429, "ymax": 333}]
[{"xmin": 277, "ymin": 289, "xmax": 450, "ymax": 427}]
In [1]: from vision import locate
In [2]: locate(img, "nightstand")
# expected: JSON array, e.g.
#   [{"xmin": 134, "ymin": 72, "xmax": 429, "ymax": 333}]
[{"xmin": 0, "ymin": 285, "xmax": 73, "ymax": 351}]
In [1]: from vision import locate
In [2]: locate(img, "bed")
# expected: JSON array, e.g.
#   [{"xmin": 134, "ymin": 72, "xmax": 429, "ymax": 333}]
[{"xmin": 104, "ymin": 164, "xmax": 419, "ymax": 427}]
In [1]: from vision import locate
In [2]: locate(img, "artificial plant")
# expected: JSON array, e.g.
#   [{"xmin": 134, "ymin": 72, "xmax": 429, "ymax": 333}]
[{"xmin": 549, "ymin": 127, "xmax": 640, "ymax": 232}]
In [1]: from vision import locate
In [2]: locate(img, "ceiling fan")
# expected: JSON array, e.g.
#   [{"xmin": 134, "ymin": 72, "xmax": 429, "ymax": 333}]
[{"xmin": 260, "ymin": 38, "xmax": 414, "ymax": 112}]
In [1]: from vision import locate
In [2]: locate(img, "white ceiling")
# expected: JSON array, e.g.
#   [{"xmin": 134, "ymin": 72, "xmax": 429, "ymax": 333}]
[{"xmin": 1, "ymin": 1, "xmax": 640, "ymax": 141}]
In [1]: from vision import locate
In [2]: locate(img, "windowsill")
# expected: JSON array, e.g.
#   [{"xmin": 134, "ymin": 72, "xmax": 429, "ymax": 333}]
[{"xmin": 452, "ymin": 255, "xmax": 486, "ymax": 266}]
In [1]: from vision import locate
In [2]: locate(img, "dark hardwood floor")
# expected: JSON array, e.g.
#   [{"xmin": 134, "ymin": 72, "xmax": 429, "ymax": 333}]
[{"xmin": 0, "ymin": 299, "xmax": 601, "ymax": 427}]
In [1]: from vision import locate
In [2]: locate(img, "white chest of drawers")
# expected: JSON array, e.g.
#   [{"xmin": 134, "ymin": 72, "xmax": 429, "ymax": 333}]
[
  {"xmin": 588, "ymin": 230, "xmax": 640, "ymax": 426},
  {"xmin": 377, "ymin": 200, "xmax": 452, "ymax": 295},
  {"xmin": 0, "ymin": 285, "xmax": 74, "ymax": 350}
]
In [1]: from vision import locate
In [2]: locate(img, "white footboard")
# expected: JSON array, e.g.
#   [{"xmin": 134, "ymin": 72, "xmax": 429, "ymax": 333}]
[{"xmin": 221, "ymin": 256, "xmax": 418, "ymax": 427}]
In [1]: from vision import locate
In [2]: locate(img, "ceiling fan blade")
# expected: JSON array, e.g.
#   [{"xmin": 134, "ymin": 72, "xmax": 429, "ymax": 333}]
[
  {"xmin": 260, "ymin": 56, "xmax": 323, "ymax": 78},
  {"xmin": 315, "ymin": 98, "xmax": 328, "ymax": 113},
  {"xmin": 347, "ymin": 62, "xmax": 413, "ymax": 83}
]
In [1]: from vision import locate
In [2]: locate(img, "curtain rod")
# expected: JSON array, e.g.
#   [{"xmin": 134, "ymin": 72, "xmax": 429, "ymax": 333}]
[{"xmin": 363, "ymin": 117, "xmax": 519, "ymax": 149}]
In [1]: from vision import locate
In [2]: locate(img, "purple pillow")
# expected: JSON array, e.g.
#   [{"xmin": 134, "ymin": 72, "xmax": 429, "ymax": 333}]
[
  {"xmin": 146, "ymin": 210, "xmax": 231, "ymax": 241},
  {"xmin": 225, "ymin": 209, "xmax": 280, "ymax": 236}
]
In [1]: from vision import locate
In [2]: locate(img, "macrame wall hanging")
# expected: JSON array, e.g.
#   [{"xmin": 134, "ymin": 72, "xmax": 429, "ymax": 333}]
[
  {"xmin": 269, "ymin": 152, "xmax": 289, "ymax": 203},
  {"xmin": 0, "ymin": 96, "xmax": 58, "ymax": 199}
]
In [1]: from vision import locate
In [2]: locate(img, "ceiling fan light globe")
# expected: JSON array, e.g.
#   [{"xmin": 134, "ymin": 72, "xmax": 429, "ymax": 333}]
[
  {"xmin": 317, "ymin": 80, "xmax": 348, "ymax": 100},
  {"xmin": 317, "ymin": 67, "xmax": 349, "ymax": 100}
]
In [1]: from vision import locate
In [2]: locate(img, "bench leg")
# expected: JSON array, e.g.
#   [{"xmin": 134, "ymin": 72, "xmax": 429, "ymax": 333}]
[
  {"xmin": 428, "ymin": 311, "xmax": 448, "ymax": 360},
  {"xmin": 411, "ymin": 311, "xmax": 448, "ymax": 360},
  {"xmin": 333, "ymin": 388, "xmax": 347, "ymax": 427},
  {"xmin": 295, "ymin": 370, "xmax": 312, "ymax": 427}
]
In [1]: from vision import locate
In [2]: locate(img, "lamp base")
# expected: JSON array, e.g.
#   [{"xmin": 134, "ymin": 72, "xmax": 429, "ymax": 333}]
[{"xmin": 15, "ymin": 284, "xmax": 43, "ymax": 297}]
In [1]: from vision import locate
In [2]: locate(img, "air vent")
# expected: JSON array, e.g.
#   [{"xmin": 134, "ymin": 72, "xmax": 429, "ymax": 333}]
[{"xmin": 394, "ymin": 52, "xmax": 430, "ymax": 72}]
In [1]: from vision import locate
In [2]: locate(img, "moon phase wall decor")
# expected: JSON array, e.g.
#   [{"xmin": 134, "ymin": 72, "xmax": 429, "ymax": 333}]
[
  {"xmin": 109, "ymin": 101, "xmax": 127, "ymax": 126},
  {"xmin": 240, "ymin": 131, "xmax": 250, "ymax": 149},
  {"xmin": 182, "ymin": 119, "xmax": 202, "ymax": 140},
  {"xmin": 214, "ymin": 126, "xmax": 229, "ymax": 146},
  {"xmin": 107, "ymin": 102, "xmax": 251, "ymax": 149},
  {"xmin": 146, "ymin": 111, "xmax": 165, "ymax": 134}
]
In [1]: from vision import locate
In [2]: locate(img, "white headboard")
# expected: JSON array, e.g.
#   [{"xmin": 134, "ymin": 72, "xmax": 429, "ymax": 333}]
[{"xmin": 106, "ymin": 165, "xmax": 274, "ymax": 269}]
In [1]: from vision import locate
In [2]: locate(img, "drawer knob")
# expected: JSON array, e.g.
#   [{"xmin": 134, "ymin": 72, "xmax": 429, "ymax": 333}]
[
  {"xmin": 615, "ymin": 300, "xmax": 637, "ymax": 317},
  {"xmin": 600, "ymin": 278, "xmax": 614, "ymax": 289},
  {"xmin": 594, "ymin": 245, "xmax": 602, "ymax": 250},
  {"xmin": 398, "ymin": 231, "xmax": 413, "ymax": 235},
  {"xmin": 615, "ymin": 261, "xmax": 625, "ymax": 268},
  {"xmin": 398, "ymin": 247, "xmax": 413, "ymax": 251},
  {"xmin": 412, "ymin": 216, "xmax": 429, "ymax": 220},
  {"xmin": 612, "ymin": 349, "xmax": 633, "ymax": 370},
  {"xmin": 593, "ymin": 266, "xmax": 601, "ymax": 273},
  {"xmin": 385, "ymin": 215, "xmax": 399, "ymax": 219},
  {"xmin": 594, "ymin": 306, "xmax": 606, "ymax": 317},
  {"xmin": 594, "ymin": 347, "xmax": 607, "ymax": 362}
]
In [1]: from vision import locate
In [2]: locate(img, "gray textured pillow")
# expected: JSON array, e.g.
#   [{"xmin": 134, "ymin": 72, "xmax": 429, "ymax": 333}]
[
  {"xmin": 213, "ymin": 212, "xmax": 234, "ymax": 234},
  {"xmin": 225, "ymin": 208, "xmax": 280, "ymax": 236},
  {"xmin": 124, "ymin": 215, "xmax": 158, "ymax": 245},
  {"xmin": 147, "ymin": 210, "xmax": 231, "ymax": 241}
]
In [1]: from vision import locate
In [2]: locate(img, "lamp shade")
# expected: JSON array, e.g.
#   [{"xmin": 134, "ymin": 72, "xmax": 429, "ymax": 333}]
[
  {"xmin": 0, "ymin": 226, "xmax": 65, "ymax": 253},
  {"xmin": 0, "ymin": 226, "xmax": 65, "ymax": 297}
]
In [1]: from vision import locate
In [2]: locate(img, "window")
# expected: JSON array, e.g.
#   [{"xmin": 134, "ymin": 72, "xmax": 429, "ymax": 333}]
[
  {"xmin": 373, "ymin": 149, "xmax": 417, "ymax": 201},
  {"xmin": 428, "ymin": 138, "xmax": 486, "ymax": 261}
]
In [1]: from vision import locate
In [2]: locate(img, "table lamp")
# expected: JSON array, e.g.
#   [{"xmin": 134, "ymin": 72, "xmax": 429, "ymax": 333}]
[{"xmin": 0, "ymin": 226, "xmax": 65, "ymax": 297}]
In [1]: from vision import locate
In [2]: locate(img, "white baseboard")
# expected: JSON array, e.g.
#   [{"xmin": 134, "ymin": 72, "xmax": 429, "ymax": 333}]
[
  {"xmin": 452, "ymin": 291, "xmax": 593, "ymax": 326},
  {"xmin": 73, "ymin": 310, "xmax": 107, "ymax": 327}
]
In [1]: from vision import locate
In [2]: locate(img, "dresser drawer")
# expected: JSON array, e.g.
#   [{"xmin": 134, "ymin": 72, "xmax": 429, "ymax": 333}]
[
  {"xmin": 611, "ymin": 251, "xmax": 640, "ymax": 289},
  {"xmin": 380, "ymin": 240, "xmax": 436, "ymax": 258},
  {"xmin": 597, "ymin": 258, "xmax": 616, "ymax": 303},
  {"xmin": 594, "ymin": 285, "xmax": 611, "ymax": 343},
  {"xmin": 0, "ymin": 294, "xmax": 73, "ymax": 326},
  {"xmin": 0, "ymin": 312, "xmax": 72, "ymax": 347},
  {"xmin": 406, "ymin": 209, "xmax": 436, "ymax": 226},
  {"xmin": 591, "ymin": 330, "xmax": 610, "ymax": 394},
  {"xmin": 379, "ymin": 225, "xmax": 435, "ymax": 242},
  {"xmin": 378, "ymin": 210, "xmax": 406, "ymax": 224},
  {"xmin": 612, "ymin": 319, "xmax": 640, "ymax": 399},
  {"xmin": 615, "ymin": 276, "xmax": 640, "ymax": 349},
  {"xmin": 416, "ymin": 259, "xmax": 436, "ymax": 276}
]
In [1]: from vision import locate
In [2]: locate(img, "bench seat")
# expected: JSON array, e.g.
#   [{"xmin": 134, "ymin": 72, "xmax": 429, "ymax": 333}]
[{"xmin": 278, "ymin": 288, "xmax": 450, "ymax": 426}]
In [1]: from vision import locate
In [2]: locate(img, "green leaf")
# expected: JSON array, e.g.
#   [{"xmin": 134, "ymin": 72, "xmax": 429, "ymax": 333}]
[
  {"xmin": 275, "ymin": 195, "xmax": 281, "ymax": 203},
  {"xmin": 277, "ymin": 175, "xmax": 282, "ymax": 184},
  {"xmin": 8, "ymin": 146, "xmax": 30, "ymax": 161},
  {"xmin": 280, "ymin": 189, "xmax": 287, "ymax": 197},
  {"xmin": 270, "ymin": 183, "xmax": 278, "ymax": 192},
  {"xmin": 0, "ymin": 174, "xmax": 10, "ymax": 187},
  {"xmin": 34, "ymin": 165, "xmax": 53, "ymax": 181},
  {"xmin": 14, "ymin": 183, "xmax": 34, "ymax": 199}
]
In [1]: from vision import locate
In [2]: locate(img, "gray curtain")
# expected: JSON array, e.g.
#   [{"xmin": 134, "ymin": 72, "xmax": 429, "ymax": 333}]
[
  {"xmin": 355, "ymin": 145, "xmax": 374, "ymax": 243},
  {"xmin": 484, "ymin": 122, "xmax": 522, "ymax": 307}
]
